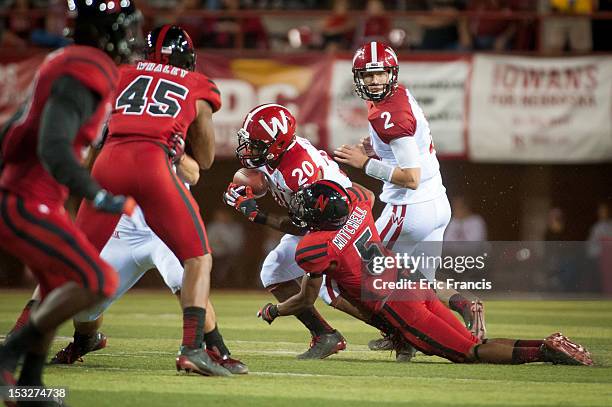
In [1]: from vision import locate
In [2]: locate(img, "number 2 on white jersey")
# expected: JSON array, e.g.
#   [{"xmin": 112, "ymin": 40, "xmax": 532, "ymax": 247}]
[{"xmin": 380, "ymin": 111, "xmax": 395, "ymax": 129}]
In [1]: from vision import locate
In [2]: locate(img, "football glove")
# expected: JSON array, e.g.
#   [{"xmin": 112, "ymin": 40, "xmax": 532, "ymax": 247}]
[
  {"xmin": 223, "ymin": 183, "xmax": 260, "ymax": 221},
  {"xmin": 168, "ymin": 133, "xmax": 186, "ymax": 164},
  {"xmin": 257, "ymin": 303, "xmax": 279, "ymax": 325},
  {"xmin": 92, "ymin": 189, "xmax": 135, "ymax": 215}
]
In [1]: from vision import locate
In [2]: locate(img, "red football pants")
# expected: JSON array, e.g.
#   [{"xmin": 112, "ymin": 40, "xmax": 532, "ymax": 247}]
[
  {"xmin": 380, "ymin": 298, "xmax": 479, "ymax": 362},
  {"xmin": 0, "ymin": 191, "xmax": 118, "ymax": 299},
  {"xmin": 77, "ymin": 140, "xmax": 210, "ymax": 262}
]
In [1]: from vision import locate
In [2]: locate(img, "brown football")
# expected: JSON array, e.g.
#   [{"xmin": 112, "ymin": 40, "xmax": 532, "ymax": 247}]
[{"xmin": 233, "ymin": 168, "xmax": 268, "ymax": 198}]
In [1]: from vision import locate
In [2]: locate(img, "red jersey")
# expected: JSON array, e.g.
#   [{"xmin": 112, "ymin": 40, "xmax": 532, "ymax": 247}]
[
  {"xmin": 0, "ymin": 46, "xmax": 118, "ymax": 206},
  {"xmin": 107, "ymin": 61, "xmax": 221, "ymax": 145},
  {"xmin": 295, "ymin": 187, "xmax": 394, "ymax": 311}
]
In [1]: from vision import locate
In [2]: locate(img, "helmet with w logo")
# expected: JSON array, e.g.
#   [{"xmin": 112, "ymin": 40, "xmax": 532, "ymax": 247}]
[
  {"xmin": 352, "ymin": 42, "xmax": 399, "ymax": 102},
  {"xmin": 236, "ymin": 104, "xmax": 297, "ymax": 168},
  {"xmin": 145, "ymin": 25, "xmax": 196, "ymax": 71},
  {"xmin": 289, "ymin": 180, "xmax": 352, "ymax": 231}
]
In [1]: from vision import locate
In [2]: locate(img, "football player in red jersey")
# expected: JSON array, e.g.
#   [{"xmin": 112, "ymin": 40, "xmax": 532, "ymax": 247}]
[
  {"xmin": 257, "ymin": 180, "xmax": 593, "ymax": 367},
  {"xmin": 73, "ymin": 25, "xmax": 230, "ymax": 376},
  {"xmin": 0, "ymin": 0, "xmax": 140, "ymax": 396},
  {"xmin": 335, "ymin": 42, "xmax": 486, "ymax": 355}
]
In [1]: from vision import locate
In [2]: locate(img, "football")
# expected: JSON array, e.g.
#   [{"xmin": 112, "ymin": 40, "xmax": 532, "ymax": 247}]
[{"xmin": 233, "ymin": 168, "xmax": 268, "ymax": 198}]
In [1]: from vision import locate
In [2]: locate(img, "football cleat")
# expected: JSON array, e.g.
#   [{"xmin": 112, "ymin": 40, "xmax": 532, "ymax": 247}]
[
  {"xmin": 50, "ymin": 332, "xmax": 107, "ymax": 365},
  {"xmin": 297, "ymin": 330, "xmax": 346, "ymax": 360},
  {"xmin": 176, "ymin": 346, "xmax": 232, "ymax": 377},
  {"xmin": 388, "ymin": 331, "xmax": 416, "ymax": 363},
  {"xmin": 206, "ymin": 348, "xmax": 248, "ymax": 375},
  {"xmin": 368, "ymin": 333, "xmax": 394, "ymax": 351},
  {"xmin": 542, "ymin": 332, "xmax": 593, "ymax": 366},
  {"xmin": 469, "ymin": 300, "xmax": 487, "ymax": 341}
]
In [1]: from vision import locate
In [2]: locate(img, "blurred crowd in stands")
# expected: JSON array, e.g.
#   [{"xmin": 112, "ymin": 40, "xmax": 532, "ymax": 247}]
[{"xmin": 1, "ymin": 0, "xmax": 611, "ymax": 53}]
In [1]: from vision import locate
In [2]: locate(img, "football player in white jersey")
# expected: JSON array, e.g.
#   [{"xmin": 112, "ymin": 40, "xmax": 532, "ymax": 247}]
[
  {"xmin": 224, "ymin": 104, "xmax": 387, "ymax": 359},
  {"xmin": 334, "ymin": 42, "xmax": 486, "ymax": 350},
  {"xmin": 7, "ymin": 139, "xmax": 247, "ymax": 374}
]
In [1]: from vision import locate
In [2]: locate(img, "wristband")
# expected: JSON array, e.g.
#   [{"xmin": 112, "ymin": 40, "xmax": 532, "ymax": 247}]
[{"xmin": 364, "ymin": 158, "xmax": 394, "ymax": 182}]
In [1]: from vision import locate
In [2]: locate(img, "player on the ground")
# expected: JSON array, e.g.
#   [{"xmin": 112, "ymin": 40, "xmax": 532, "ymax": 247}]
[
  {"xmin": 257, "ymin": 180, "xmax": 593, "ymax": 367},
  {"xmin": 9, "ymin": 140, "xmax": 247, "ymax": 374},
  {"xmin": 334, "ymin": 42, "xmax": 486, "ymax": 356},
  {"xmin": 0, "ymin": 0, "xmax": 140, "ymax": 398},
  {"xmin": 223, "ymin": 104, "xmax": 350, "ymax": 359},
  {"xmin": 74, "ymin": 24, "xmax": 230, "ymax": 376}
]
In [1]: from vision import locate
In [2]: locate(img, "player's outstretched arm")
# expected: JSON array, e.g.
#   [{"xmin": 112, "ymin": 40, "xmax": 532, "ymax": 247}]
[
  {"xmin": 187, "ymin": 99, "xmax": 215, "ymax": 170},
  {"xmin": 223, "ymin": 183, "xmax": 308, "ymax": 235},
  {"xmin": 38, "ymin": 75, "xmax": 134, "ymax": 214},
  {"xmin": 277, "ymin": 274, "xmax": 323, "ymax": 316},
  {"xmin": 334, "ymin": 138, "xmax": 421, "ymax": 190}
]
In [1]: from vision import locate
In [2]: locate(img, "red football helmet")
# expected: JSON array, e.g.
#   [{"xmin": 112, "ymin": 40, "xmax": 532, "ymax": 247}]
[
  {"xmin": 352, "ymin": 42, "xmax": 399, "ymax": 102},
  {"xmin": 236, "ymin": 104, "xmax": 297, "ymax": 168}
]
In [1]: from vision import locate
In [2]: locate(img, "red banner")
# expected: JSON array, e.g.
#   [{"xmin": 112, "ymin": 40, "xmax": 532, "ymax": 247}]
[
  {"xmin": 0, "ymin": 53, "xmax": 46, "ymax": 125},
  {"xmin": 196, "ymin": 51, "xmax": 334, "ymax": 155}
]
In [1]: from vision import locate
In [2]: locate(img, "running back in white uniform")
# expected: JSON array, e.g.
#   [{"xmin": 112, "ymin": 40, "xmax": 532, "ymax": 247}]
[
  {"xmin": 255, "ymin": 136, "xmax": 351, "ymax": 304},
  {"xmin": 75, "ymin": 206, "xmax": 184, "ymax": 321},
  {"xmin": 367, "ymin": 85, "xmax": 451, "ymax": 281}
]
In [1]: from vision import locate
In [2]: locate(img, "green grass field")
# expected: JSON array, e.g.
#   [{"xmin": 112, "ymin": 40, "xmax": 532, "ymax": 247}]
[{"xmin": 1, "ymin": 290, "xmax": 611, "ymax": 406}]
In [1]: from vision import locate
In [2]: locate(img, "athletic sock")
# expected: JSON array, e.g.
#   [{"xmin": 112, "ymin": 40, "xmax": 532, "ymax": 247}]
[
  {"xmin": 182, "ymin": 307, "xmax": 206, "ymax": 349},
  {"xmin": 514, "ymin": 339, "xmax": 544, "ymax": 348},
  {"xmin": 511, "ymin": 347, "xmax": 543, "ymax": 364},
  {"xmin": 16, "ymin": 352, "xmax": 46, "ymax": 386},
  {"xmin": 448, "ymin": 293, "xmax": 472, "ymax": 321},
  {"xmin": 296, "ymin": 307, "xmax": 334, "ymax": 336},
  {"xmin": 0, "ymin": 322, "xmax": 43, "ymax": 371},
  {"xmin": 10, "ymin": 299, "xmax": 38, "ymax": 334},
  {"xmin": 204, "ymin": 325, "xmax": 230, "ymax": 357}
]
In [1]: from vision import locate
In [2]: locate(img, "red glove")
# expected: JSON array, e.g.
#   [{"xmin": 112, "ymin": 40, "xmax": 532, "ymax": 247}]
[{"xmin": 223, "ymin": 183, "xmax": 260, "ymax": 221}]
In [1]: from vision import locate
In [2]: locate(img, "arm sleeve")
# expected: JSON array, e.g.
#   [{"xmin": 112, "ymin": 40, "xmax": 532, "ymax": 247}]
[
  {"xmin": 295, "ymin": 237, "xmax": 332, "ymax": 275},
  {"xmin": 390, "ymin": 136, "xmax": 421, "ymax": 169},
  {"xmin": 37, "ymin": 75, "xmax": 103, "ymax": 201}
]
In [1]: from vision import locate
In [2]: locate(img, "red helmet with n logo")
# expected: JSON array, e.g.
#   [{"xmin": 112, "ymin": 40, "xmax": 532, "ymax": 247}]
[
  {"xmin": 236, "ymin": 104, "xmax": 297, "ymax": 168},
  {"xmin": 352, "ymin": 42, "xmax": 399, "ymax": 101}
]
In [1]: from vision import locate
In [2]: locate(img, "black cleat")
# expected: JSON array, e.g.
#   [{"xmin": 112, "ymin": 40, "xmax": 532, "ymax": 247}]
[
  {"xmin": 368, "ymin": 332, "xmax": 394, "ymax": 351},
  {"xmin": 50, "ymin": 332, "xmax": 107, "ymax": 365},
  {"xmin": 206, "ymin": 348, "xmax": 248, "ymax": 375},
  {"xmin": 176, "ymin": 346, "xmax": 232, "ymax": 377},
  {"xmin": 297, "ymin": 330, "xmax": 346, "ymax": 360}
]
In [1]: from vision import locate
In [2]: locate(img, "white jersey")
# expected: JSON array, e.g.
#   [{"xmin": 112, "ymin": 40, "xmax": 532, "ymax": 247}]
[
  {"xmin": 367, "ymin": 85, "xmax": 445, "ymax": 205},
  {"xmin": 256, "ymin": 136, "xmax": 351, "ymax": 208}
]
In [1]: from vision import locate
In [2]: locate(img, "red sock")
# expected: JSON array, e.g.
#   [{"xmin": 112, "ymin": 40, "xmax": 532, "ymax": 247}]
[
  {"xmin": 514, "ymin": 339, "xmax": 544, "ymax": 347},
  {"xmin": 512, "ymin": 347, "xmax": 543, "ymax": 364},
  {"xmin": 182, "ymin": 307, "xmax": 205, "ymax": 349},
  {"xmin": 10, "ymin": 300, "xmax": 37, "ymax": 334},
  {"xmin": 448, "ymin": 294, "xmax": 471, "ymax": 320}
]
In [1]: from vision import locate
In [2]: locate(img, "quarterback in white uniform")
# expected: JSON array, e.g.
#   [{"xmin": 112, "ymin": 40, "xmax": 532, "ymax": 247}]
[
  {"xmin": 224, "ymin": 103, "xmax": 381, "ymax": 360},
  {"xmin": 334, "ymin": 42, "xmax": 486, "ymax": 344}
]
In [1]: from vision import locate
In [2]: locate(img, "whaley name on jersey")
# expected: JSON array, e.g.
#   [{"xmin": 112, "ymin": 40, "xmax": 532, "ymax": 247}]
[{"xmin": 135, "ymin": 61, "xmax": 189, "ymax": 78}]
